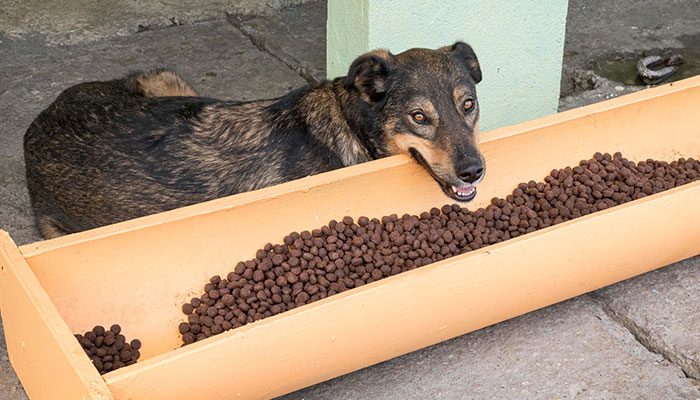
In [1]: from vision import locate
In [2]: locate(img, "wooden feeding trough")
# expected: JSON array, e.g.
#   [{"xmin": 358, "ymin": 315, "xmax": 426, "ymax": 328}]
[{"xmin": 1, "ymin": 76, "xmax": 699, "ymax": 400}]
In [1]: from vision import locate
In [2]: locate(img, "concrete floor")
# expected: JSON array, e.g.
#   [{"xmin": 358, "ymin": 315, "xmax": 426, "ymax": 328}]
[
  {"xmin": 1, "ymin": 1, "xmax": 699, "ymax": 399},
  {"xmin": 558, "ymin": 0, "xmax": 700, "ymax": 110}
]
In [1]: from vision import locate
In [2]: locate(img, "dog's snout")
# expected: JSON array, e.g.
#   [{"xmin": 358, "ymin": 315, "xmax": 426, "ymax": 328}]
[{"xmin": 456, "ymin": 161, "xmax": 484, "ymax": 183}]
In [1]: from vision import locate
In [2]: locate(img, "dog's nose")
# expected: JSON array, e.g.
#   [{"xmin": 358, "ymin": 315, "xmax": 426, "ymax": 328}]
[{"xmin": 456, "ymin": 163, "xmax": 484, "ymax": 183}]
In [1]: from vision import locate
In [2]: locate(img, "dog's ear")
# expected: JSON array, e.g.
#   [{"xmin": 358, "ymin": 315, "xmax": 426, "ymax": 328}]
[
  {"xmin": 445, "ymin": 42, "xmax": 482, "ymax": 83},
  {"xmin": 345, "ymin": 49, "xmax": 394, "ymax": 103}
]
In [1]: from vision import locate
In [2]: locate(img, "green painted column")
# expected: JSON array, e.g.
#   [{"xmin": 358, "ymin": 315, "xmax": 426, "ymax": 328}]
[{"xmin": 327, "ymin": 0, "xmax": 569, "ymax": 131}]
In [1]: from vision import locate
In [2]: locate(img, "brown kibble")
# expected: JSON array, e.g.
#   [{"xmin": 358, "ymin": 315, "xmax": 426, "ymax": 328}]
[
  {"xmin": 509, "ymin": 215, "xmax": 520, "ymax": 226},
  {"xmin": 234, "ymin": 262, "xmax": 246, "ymax": 275},
  {"xmin": 120, "ymin": 349, "xmax": 132, "ymax": 360},
  {"xmin": 179, "ymin": 152, "xmax": 697, "ymax": 346},
  {"xmin": 221, "ymin": 293, "xmax": 235, "ymax": 306},
  {"xmin": 183, "ymin": 332, "xmax": 195, "ymax": 344},
  {"xmin": 295, "ymin": 292, "xmax": 310, "ymax": 304},
  {"xmin": 76, "ymin": 325, "xmax": 141, "ymax": 374},
  {"xmin": 85, "ymin": 331, "xmax": 97, "ymax": 342},
  {"xmin": 442, "ymin": 231, "xmax": 453, "ymax": 242},
  {"xmin": 271, "ymin": 254, "xmax": 284, "ymax": 265},
  {"xmin": 253, "ymin": 270, "xmax": 265, "ymax": 282}
]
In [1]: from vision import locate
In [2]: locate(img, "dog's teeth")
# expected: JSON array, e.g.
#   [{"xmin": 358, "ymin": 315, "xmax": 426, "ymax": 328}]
[
  {"xmin": 451, "ymin": 184, "xmax": 476, "ymax": 199},
  {"xmin": 452, "ymin": 185, "xmax": 475, "ymax": 198}
]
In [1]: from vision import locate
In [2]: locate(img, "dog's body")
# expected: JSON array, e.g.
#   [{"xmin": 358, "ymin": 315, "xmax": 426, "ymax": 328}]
[{"xmin": 24, "ymin": 42, "xmax": 485, "ymax": 239}]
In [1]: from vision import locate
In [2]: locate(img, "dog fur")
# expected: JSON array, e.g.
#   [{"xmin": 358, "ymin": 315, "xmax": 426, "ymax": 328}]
[{"xmin": 24, "ymin": 42, "xmax": 484, "ymax": 239}]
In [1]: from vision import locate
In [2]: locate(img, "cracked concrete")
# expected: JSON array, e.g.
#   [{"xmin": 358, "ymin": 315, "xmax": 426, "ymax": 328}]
[
  {"xmin": 1, "ymin": 1, "xmax": 699, "ymax": 399},
  {"xmin": 593, "ymin": 256, "xmax": 700, "ymax": 383},
  {"xmin": 0, "ymin": 0, "xmax": 313, "ymax": 45},
  {"xmin": 226, "ymin": 2, "xmax": 326, "ymax": 83},
  {"xmin": 596, "ymin": 298, "xmax": 700, "ymax": 385}
]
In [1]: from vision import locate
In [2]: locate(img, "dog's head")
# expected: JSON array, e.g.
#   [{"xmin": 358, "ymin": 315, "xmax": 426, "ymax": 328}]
[{"xmin": 345, "ymin": 42, "xmax": 484, "ymax": 202}]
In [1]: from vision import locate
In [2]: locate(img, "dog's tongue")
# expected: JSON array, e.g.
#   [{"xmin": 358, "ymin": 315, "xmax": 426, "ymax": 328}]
[{"xmin": 451, "ymin": 183, "xmax": 476, "ymax": 197}]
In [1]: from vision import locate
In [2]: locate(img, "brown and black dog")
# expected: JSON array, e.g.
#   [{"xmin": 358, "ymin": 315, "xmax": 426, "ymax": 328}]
[{"xmin": 24, "ymin": 42, "xmax": 485, "ymax": 239}]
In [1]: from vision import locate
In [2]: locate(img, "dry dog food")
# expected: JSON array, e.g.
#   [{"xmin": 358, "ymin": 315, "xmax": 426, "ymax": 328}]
[
  {"xmin": 179, "ymin": 152, "xmax": 700, "ymax": 345},
  {"xmin": 74, "ymin": 324, "xmax": 141, "ymax": 374}
]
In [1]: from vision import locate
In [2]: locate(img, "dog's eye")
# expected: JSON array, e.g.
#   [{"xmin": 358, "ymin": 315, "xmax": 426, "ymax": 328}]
[
  {"xmin": 411, "ymin": 112, "xmax": 429, "ymax": 124},
  {"xmin": 463, "ymin": 98, "xmax": 476, "ymax": 113}
]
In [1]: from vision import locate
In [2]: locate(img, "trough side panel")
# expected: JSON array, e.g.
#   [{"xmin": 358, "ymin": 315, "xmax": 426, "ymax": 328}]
[
  {"xmin": 104, "ymin": 182, "xmax": 700, "ymax": 399},
  {"xmin": 0, "ymin": 231, "xmax": 112, "ymax": 400}
]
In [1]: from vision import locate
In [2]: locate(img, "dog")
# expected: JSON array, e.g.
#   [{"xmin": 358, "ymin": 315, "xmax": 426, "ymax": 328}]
[{"xmin": 24, "ymin": 42, "xmax": 484, "ymax": 239}]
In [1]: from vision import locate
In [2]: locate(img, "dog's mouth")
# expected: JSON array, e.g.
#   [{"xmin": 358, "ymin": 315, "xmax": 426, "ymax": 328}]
[
  {"xmin": 449, "ymin": 182, "xmax": 477, "ymax": 202},
  {"xmin": 408, "ymin": 148, "xmax": 478, "ymax": 202}
]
